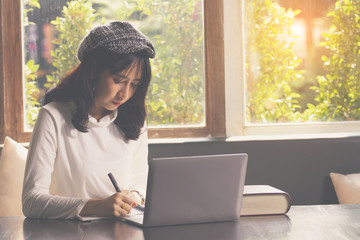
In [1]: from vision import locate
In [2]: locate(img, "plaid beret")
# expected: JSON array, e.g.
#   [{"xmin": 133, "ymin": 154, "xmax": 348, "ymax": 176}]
[{"xmin": 77, "ymin": 21, "xmax": 155, "ymax": 61}]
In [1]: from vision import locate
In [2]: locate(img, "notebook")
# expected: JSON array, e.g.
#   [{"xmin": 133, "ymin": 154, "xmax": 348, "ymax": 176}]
[{"xmin": 80, "ymin": 153, "xmax": 248, "ymax": 227}]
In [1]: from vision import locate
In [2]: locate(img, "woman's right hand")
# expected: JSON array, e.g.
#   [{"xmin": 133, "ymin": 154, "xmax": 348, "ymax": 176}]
[{"xmin": 80, "ymin": 192, "xmax": 136, "ymax": 217}]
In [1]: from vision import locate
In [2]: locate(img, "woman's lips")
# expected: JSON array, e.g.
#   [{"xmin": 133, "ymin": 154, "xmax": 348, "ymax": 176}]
[{"xmin": 112, "ymin": 101, "xmax": 121, "ymax": 106}]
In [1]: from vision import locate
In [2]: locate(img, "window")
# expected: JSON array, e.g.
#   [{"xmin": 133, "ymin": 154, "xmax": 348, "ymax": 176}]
[
  {"xmin": 0, "ymin": 0, "xmax": 225, "ymax": 143},
  {"xmin": 226, "ymin": 0, "xmax": 360, "ymax": 137},
  {"xmin": 2, "ymin": 0, "xmax": 359, "ymax": 144}
]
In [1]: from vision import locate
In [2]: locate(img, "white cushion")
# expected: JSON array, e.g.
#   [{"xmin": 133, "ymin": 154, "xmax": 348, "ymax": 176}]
[
  {"xmin": 0, "ymin": 137, "xmax": 27, "ymax": 216},
  {"xmin": 330, "ymin": 172, "xmax": 360, "ymax": 204}
]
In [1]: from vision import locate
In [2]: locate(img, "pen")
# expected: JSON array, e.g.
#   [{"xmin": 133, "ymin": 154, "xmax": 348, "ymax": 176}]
[{"xmin": 107, "ymin": 173, "xmax": 145, "ymax": 212}]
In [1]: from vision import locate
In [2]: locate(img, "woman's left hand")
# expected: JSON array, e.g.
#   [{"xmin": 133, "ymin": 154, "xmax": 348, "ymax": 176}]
[{"xmin": 123, "ymin": 190, "xmax": 143, "ymax": 205}]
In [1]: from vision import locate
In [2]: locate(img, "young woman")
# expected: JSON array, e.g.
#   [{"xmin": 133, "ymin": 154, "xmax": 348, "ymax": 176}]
[{"xmin": 22, "ymin": 21, "xmax": 155, "ymax": 219}]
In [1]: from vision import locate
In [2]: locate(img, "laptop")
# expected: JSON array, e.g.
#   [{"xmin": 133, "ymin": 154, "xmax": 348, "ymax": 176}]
[{"xmin": 121, "ymin": 153, "xmax": 248, "ymax": 227}]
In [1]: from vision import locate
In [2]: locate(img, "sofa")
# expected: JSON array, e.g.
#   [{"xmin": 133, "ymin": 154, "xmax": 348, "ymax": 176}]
[{"xmin": 2, "ymin": 135, "xmax": 360, "ymax": 216}]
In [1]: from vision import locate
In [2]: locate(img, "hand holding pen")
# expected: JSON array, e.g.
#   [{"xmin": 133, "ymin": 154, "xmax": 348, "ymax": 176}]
[{"xmin": 108, "ymin": 173, "xmax": 145, "ymax": 212}]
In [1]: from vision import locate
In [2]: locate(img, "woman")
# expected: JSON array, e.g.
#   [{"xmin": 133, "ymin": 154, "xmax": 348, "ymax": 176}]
[{"xmin": 22, "ymin": 21, "xmax": 155, "ymax": 219}]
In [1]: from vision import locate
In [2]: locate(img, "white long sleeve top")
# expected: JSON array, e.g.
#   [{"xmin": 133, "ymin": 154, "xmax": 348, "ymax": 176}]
[{"xmin": 22, "ymin": 102, "xmax": 149, "ymax": 219}]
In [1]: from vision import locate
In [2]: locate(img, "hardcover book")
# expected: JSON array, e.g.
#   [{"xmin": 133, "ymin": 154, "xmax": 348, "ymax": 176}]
[{"xmin": 240, "ymin": 185, "xmax": 291, "ymax": 216}]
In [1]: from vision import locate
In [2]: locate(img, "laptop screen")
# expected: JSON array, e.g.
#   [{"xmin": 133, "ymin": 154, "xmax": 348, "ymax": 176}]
[{"xmin": 141, "ymin": 153, "xmax": 248, "ymax": 227}]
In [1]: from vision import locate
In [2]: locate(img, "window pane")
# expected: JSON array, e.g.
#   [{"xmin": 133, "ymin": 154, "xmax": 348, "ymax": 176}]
[
  {"xmin": 245, "ymin": 0, "xmax": 360, "ymax": 124},
  {"xmin": 23, "ymin": 0, "xmax": 85, "ymax": 130},
  {"xmin": 23, "ymin": 0, "xmax": 205, "ymax": 130}
]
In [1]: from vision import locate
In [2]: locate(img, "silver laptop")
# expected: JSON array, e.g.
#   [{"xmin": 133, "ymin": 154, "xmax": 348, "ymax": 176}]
[{"xmin": 121, "ymin": 153, "xmax": 248, "ymax": 227}]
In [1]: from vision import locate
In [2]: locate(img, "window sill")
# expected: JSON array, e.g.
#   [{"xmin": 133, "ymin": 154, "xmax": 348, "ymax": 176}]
[
  {"xmin": 148, "ymin": 132, "xmax": 360, "ymax": 145},
  {"xmin": 148, "ymin": 137, "xmax": 226, "ymax": 145}
]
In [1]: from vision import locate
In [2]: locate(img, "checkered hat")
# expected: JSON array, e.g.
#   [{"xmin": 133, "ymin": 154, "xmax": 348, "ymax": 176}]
[{"xmin": 77, "ymin": 21, "xmax": 155, "ymax": 61}]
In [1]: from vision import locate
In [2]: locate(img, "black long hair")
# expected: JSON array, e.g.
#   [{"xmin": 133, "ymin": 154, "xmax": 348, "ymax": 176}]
[{"xmin": 44, "ymin": 49, "xmax": 152, "ymax": 140}]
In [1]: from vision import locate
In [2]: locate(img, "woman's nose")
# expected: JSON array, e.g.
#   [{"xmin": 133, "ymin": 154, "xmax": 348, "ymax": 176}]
[{"xmin": 117, "ymin": 84, "xmax": 130, "ymax": 99}]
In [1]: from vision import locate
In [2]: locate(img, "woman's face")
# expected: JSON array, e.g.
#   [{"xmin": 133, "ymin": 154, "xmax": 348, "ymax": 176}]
[{"xmin": 90, "ymin": 63, "xmax": 142, "ymax": 120}]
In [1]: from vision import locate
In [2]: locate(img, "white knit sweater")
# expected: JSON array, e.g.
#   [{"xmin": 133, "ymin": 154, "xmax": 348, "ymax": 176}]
[{"xmin": 22, "ymin": 102, "xmax": 148, "ymax": 219}]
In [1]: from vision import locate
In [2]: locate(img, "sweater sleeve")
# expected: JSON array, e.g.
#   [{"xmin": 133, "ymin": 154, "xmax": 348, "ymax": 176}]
[
  {"xmin": 129, "ymin": 127, "xmax": 149, "ymax": 199},
  {"xmin": 22, "ymin": 108, "xmax": 88, "ymax": 219}
]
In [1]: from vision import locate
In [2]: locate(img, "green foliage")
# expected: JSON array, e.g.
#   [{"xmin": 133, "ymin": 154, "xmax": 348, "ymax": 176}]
[
  {"xmin": 24, "ymin": 60, "xmax": 40, "ymax": 127},
  {"xmin": 46, "ymin": 0, "xmax": 97, "ymax": 87},
  {"xmin": 245, "ymin": 0, "xmax": 304, "ymax": 123},
  {"xmin": 23, "ymin": 0, "xmax": 41, "ymax": 127},
  {"xmin": 144, "ymin": 1, "xmax": 204, "ymax": 126},
  {"xmin": 305, "ymin": 0, "xmax": 360, "ymax": 121},
  {"xmin": 103, "ymin": 0, "xmax": 205, "ymax": 126},
  {"xmin": 23, "ymin": 0, "xmax": 40, "ymax": 26},
  {"xmin": 23, "ymin": 0, "xmax": 360, "ymax": 130}
]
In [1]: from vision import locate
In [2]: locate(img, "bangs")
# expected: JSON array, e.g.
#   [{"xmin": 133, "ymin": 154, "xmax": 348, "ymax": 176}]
[{"xmin": 110, "ymin": 56, "xmax": 143, "ymax": 82}]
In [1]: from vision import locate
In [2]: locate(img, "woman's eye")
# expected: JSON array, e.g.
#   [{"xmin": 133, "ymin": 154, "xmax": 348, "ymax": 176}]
[
  {"xmin": 131, "ymin": 83, "xmax": 141, "ymax": 87},
  {"xmin": 113, "ymin": 77, "xmax": 125, "ymax": 83}
]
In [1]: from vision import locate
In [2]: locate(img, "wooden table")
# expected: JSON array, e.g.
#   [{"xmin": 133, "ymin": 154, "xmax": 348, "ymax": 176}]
[{"xmin": 1, "ymin": 205, "xmax": 359, "ymax": 240}]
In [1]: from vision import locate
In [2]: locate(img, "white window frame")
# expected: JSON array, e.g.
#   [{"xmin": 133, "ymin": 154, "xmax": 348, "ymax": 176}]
[{"xmin": 223, "ymin": 0, "xmax": 360, "ymax": 139}]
